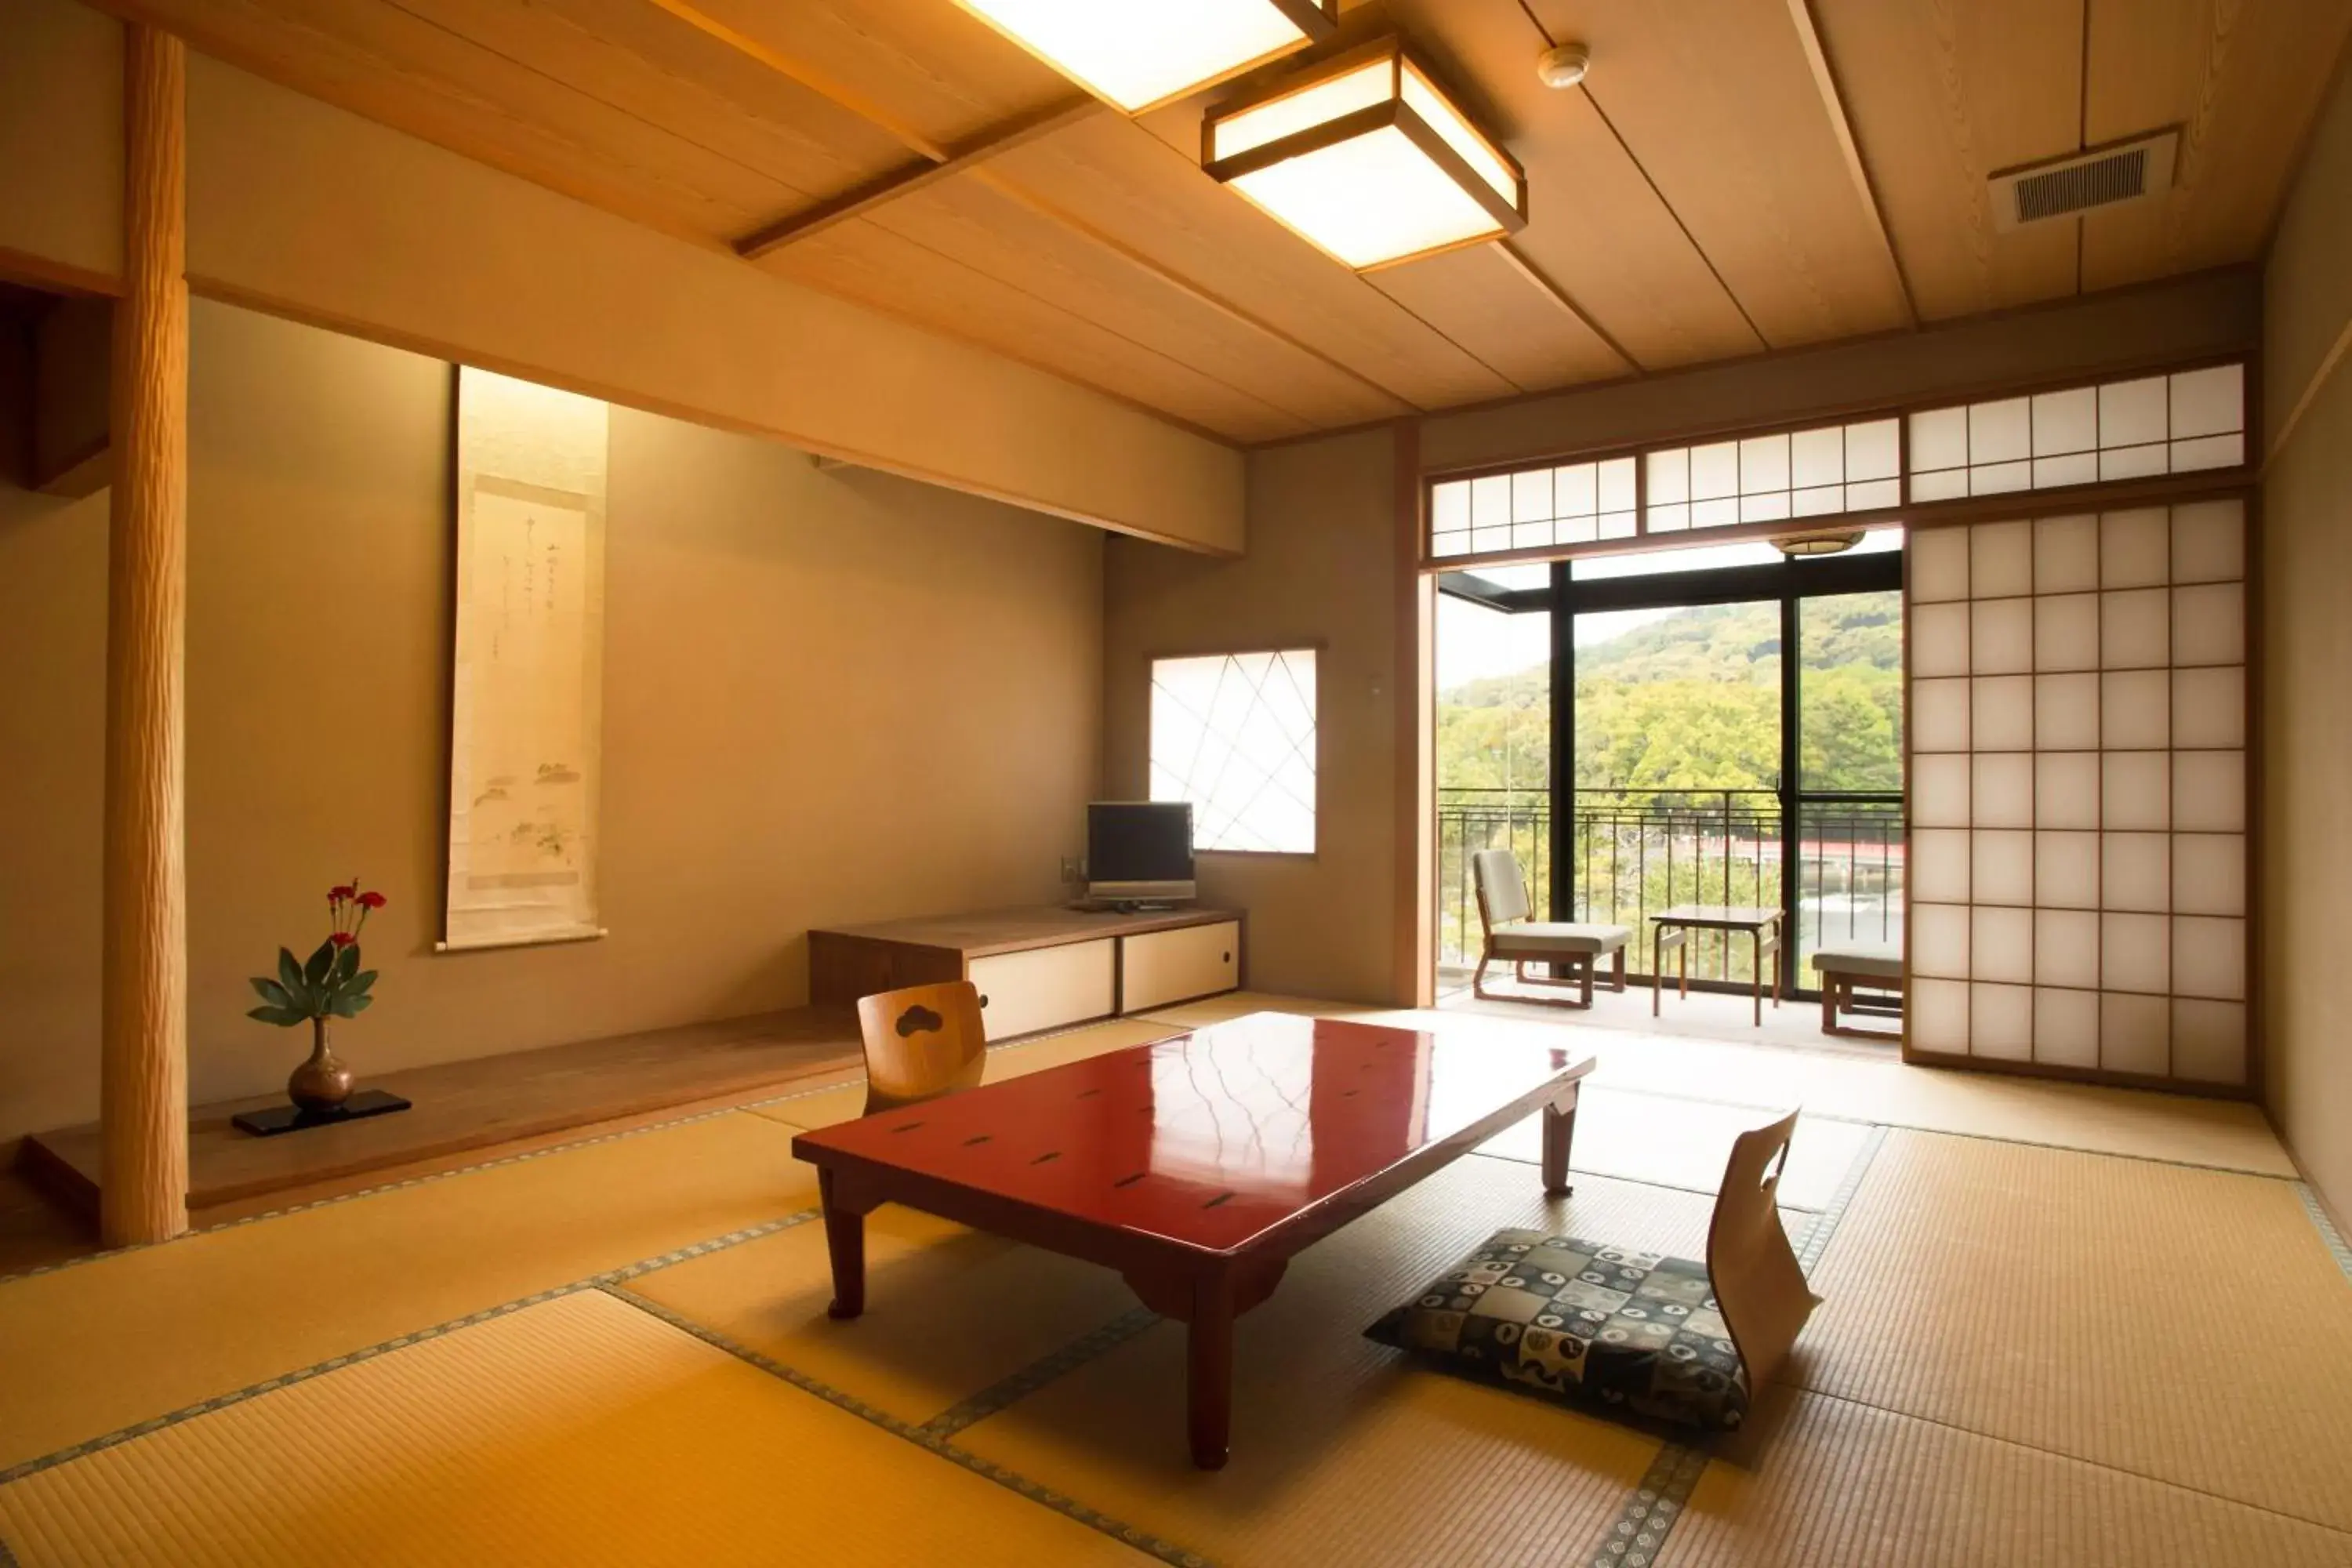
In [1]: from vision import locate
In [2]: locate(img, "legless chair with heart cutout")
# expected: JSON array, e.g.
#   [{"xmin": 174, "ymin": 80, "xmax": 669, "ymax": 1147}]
[
  {"xmin": 1708, "ymin": 1110, "xmax": 1819, "ymax": 1395},
  {"xmin": 853, "ymin": 981, "xmax": 988, "ymax": 1115}
]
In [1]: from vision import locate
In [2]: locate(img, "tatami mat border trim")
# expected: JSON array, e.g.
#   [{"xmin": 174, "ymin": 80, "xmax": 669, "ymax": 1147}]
[
  {"xmin": 2299, "ymin": 1184, "xmax": 2352, "ymax": 1285},
  {"xmin": 1587, "ymin": 1440, "xmax": 1707, "ymax": 1568},
  {"xmin": 604, "ymin": 1286, "xmax": 1210, "ymax": 1568},
  {"xmin": 919, "ymin": 1306, "xmax": 1163, "ymax": 1438},
  {"xmin": 0, "ymin": 1209, "xmax": 822, "ymax": 1487},
  {"xmin": 1795, "ymin": 1123, "xmax": 1886, "ymax": 1277},
  {"xmin": 1576, "ymin": 1121, "xmax": 1889, "ymax": 1568},
  {"xmin": 0, "ymin": 1018, "xmax": 1158, "ymax": 1289}
]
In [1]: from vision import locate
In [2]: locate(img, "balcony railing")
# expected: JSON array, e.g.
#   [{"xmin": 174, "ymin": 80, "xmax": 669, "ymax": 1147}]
[{"xmin": 1438, "ymin": 787, "xmax": 1906, "ymax": 990}]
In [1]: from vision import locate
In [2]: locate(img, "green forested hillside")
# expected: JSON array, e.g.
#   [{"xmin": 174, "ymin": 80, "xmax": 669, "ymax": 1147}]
[{"xmin": 1438, "ymin": 594, "xmax": 1904, "ymax": 795}]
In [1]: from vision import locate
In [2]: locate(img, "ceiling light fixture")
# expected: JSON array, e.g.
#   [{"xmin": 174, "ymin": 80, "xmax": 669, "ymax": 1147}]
[
  {"xmin": 1536, "ymin": 43, "xmax": 1590, "ymax": 89},
  {"xmin": 1202, "ymin": 38, "xmax": 1527, "ymax": 270},
  {"xmin": 955, "ymin": 0, "xmax": 1337, "ymax": 115}
]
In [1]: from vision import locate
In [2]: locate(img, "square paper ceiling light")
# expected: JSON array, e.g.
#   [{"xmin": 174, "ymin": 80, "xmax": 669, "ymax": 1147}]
[
  {"xmin": 1203, "ymin": 38, "xmax": 1526, "ymax": 270},
  {"xmin": 956, "ymin": 0, "xmax": 1338, "ymax": 114}
]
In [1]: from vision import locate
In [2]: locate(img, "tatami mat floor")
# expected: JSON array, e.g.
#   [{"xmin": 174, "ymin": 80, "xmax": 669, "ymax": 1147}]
[{"xmin": 1, "ymin": 993, "xmax": 2345, "ymax": 1566}]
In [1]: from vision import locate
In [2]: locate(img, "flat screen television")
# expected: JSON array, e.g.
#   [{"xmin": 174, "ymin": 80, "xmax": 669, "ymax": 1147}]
[{"xmin": 1087, "ymin": 801, "xmax": 1196, "ymax": 907}]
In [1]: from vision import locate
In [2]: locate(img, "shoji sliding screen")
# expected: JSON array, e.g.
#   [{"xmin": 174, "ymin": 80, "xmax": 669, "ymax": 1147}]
[{"xmin": 1906, "ymin": 499, "xmax": 2251, "ymax": 1087}]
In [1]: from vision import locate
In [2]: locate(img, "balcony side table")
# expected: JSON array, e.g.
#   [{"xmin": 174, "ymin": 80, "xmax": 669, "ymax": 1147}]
[{"xmin": 1650, "ymin": 905, "xmax": 1784, "ymax": 1027}]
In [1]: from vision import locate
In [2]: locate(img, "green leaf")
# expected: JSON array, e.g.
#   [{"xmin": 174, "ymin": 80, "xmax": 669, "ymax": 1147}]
[
  {"xmin": 341, "ymin": 971, "xmax": 377, "ymax": 999},
  {"xmin": 330, "ymin": 942, "xmax": 361, "ymax": 988},
  {"xmin": 349, "ymin": 993, "xmax": 374, "ymax": 1013},
  {"xmin": 249, "ymin": 977, "xmax": 295, "ymax": 1009},
  {"xmin": 277, "ymin": 946, "xmax": 307, "ymax": 1005},
  {"xmin": 304, "ymin": 939, "xmax": 336, "ymax": 989},
  {"xmin": 247, "ymin": 1004, "xmax": 307, "ymax": 1026}
]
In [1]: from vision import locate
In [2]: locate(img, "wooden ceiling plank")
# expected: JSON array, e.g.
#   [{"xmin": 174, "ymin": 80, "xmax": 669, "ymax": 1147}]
[
  {"xmin": 735, "ymin": 96, "xmax": 1102, "ymax": 259},
  {"xmin": 96, "ymin": 0, "xmax": 765, "ymax": 242},
  {"xmin": 666, "ymin": 0, "xmax": 1071, "ymax": 150},
  {"xmin": 637, "ymin": 0, "xmax": 952, "ymax": 159},
  {"xmin": 2081, "ymin": 0, "xmax": 2352, "ymax": 292},
  {"xmin": 1526, "ymin": 0, "xmax": 1914, "ymax": 349},
  {"xmin": 391, "ymin": 0, "xmax": 916, "ymax": 195},
  {"xmin": 964, "ymin": 169, "xmax": 1422, "ymax": 417},
  {"xmin": 862, "ymin": 176, "xmax": 1405, "ymax": 426},
  {"xmin": 1492, "ymin": 241, "xmax": 1642, "ymax": 375},
  {"xmin": 1375, "ymin": 0, "xmax": 1763, "ymax": 372},
  {"xmin": 768, "ymin": 221, "xmax": 1300, "ymax": 441},
  {"xmin": 990, "ymin": 114, "xmax": 1516, "ymax": 409},
  {"xmin": 1782, "ymin": 0, "xmax": 1917, "ymax": 325},
  {"xmin": 1367, "ymin": 243, "xmax": 1632, "ymax": 394},
  {"xmin": 657, "ymin": 5, "xmax": 1442, "ymax": 415},
  {"xmin": 273, "ymin": 0, "xmax": 815, "ymax": 218},
  {"xmin": 1807, "ymin": 0, "xmax": 2081, "ymax": 321}
]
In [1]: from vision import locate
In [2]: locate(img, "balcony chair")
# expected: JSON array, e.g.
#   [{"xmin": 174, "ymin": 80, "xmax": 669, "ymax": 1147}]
[
  {"xmin": 1470, "ymin": 848, "xmax": 1632, "ymax": 1009},
  {"xmin": 854, "ymin": 980, "xmax": 987, "ymax": 1114}
]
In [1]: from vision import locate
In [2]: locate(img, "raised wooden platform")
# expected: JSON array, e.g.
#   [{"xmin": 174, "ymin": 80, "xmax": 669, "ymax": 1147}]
[{"xmin": 17, "ymin": 1007, "xmax": 866, "ymax": 1223}]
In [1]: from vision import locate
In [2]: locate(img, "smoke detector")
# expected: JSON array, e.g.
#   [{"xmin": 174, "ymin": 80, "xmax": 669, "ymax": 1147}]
[
  {"xmin": 1989, "ymin": 130, "xmax": 2180, "ymax": 230},
  {"xmin": 1537, "ymin": 43, "xmax": 1590, "ymax": 89}
]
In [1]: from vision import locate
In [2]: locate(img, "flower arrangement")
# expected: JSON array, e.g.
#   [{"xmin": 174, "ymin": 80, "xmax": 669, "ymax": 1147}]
[
  {"xmin": 248, "ymin": 880, "xmax": 385, "ymax": 1028},
  {"xmin": 246, "ymin": 880, "xmax": 387, "ymax": 1116}
]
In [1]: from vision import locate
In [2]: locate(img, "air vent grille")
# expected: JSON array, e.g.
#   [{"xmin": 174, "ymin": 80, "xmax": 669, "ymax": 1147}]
[{"xmin": 1990, "ymin": 131, "xmax": 2178, "ymax": 231}]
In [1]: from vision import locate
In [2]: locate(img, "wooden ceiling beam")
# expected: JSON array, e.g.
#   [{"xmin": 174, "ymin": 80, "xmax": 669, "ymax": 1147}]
[
  {"xmin": 659, "ymin": 0, "xmax": 1426, "ymax": 413},
  {"xmin": 735, "ymin": 96, "xmax": 1102, "ymax": 260},
  {"xmin": 1783, "ymin": 0, "xmax": 1918, "ymax": 327}
]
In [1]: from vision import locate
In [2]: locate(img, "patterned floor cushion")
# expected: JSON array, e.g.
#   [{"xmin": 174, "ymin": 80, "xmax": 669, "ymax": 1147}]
[{"xmin": 1365, "ymin": 1228, "xmax": 1751, "ymax": 1431}]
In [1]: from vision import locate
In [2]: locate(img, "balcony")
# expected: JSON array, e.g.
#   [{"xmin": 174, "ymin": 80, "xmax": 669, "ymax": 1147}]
[{"xmin": 1437, "ymin": 787, "xmax": 1905, "ymax": 992}]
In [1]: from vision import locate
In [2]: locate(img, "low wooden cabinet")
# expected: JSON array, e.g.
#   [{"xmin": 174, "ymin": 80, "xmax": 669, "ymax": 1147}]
[
  {"xmin": 809, "ymin": 906, "xmax": 1245, "ymax": 1043},
  {"xmin": 1120, "ymin": 920, "xmax": 1241, "ymax": 1013}
]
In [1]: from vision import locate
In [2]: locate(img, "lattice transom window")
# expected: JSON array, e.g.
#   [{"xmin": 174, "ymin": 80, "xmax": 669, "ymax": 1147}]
[
  {"xmin": 1149, "ymin": 650, "xmax": 1318, "ymax": 854},
  {"xmin": 1431, "ymin": 456, "xmax": 1635, "ymax": 560},
  {"xmin": 1908, "ymin": 365, "xmax": 2244, "ymax": 503},
  {"xmin": 1646, "ymin": 417, "xmax": 1900, "ymax": 532}
]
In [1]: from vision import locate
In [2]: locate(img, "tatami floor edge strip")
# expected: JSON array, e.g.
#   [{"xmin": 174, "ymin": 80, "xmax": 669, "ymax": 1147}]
[
  {"xmin": 0, "ymin": 1209, "xmax": 822, "ymax": 1488},
  {"xmin": 2298, "ymin": 1184, "xmax": 2352, "ymax": 1285},
  {"xmin": 0, "ymin": 1017, "xmax": 1142, "ymax": 1290},
  {"xmin": 601, "ymin": 1285, "xmax": 1210, "ymax": 1568},
  {"xmin": 1587, "ymin": 1441, "xmax": 1708, "ymax": 1568},
  {"xmin": 919, "ymin": 1306, "xmax": 1164, "ymax": 1438},
  {"xmin": 1581, "ymin": 1123, "xmax": 1892, "ymax": 1567},
  {"xmin": 1795, "ymin": 1124, "xmax": 1888, "ymax": 1277}
]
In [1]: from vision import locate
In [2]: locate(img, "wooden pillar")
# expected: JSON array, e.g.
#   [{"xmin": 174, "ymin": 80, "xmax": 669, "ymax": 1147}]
[{"xmin": 100, "ymin": 25, "xmax": 190, "ymax": 1247}]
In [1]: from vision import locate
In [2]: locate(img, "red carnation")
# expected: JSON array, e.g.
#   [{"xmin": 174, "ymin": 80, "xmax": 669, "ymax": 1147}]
[
  {"xmin": 328, "ymin": 884, "xmax": 356, "ymax": 902},
  {"xmin": 356, "ymin": 890, "xmax": 387, "ymax": 909},
  {"xmin": 329, "ymin": 931, "xmax": 356, "ymax": 948}
]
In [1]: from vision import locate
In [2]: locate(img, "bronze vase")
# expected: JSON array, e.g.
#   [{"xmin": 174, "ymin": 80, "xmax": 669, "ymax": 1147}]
[{"xmin": 289, "ymin": 1015, "xmax": 357, "ymax": 1115}]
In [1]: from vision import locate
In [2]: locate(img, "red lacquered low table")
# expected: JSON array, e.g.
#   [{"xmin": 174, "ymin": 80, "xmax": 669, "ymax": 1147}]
[{"xmin": 790, "ymin": 1011, "xmax": 1596, "ymax": 1468}]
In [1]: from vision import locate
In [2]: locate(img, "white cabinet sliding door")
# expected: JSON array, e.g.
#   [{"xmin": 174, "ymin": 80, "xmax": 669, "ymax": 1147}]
[{"xmin": 1906, "ymin": 499, "xmax": 2251, "ymax": 1087}]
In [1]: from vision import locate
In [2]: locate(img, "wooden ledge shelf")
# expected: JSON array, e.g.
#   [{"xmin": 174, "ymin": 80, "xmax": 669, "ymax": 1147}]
[{"xmin": 16, "ymin": 1007, "xmax": 868, "ymax": 1225}]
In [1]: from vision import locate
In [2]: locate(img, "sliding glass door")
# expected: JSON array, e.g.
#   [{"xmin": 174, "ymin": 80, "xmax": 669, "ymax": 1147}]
[{"xmin": 1436, "ymin": 535, "xmax": 1904, "ymax": 999}]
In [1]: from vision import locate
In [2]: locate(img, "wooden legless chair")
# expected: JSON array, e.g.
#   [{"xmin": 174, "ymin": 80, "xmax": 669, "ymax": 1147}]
[
  {"xmin": 854, "ymin": 981, "xmax": 988, "ymax": 1115},
  {"xmin": 1707, "ymin": 1110, "xmax": 1820, "ymax": 1396}
]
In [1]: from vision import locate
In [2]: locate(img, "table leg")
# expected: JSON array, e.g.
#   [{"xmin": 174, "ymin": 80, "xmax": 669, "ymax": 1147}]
[
  {"xmin": 1541, "ymin": 1091, "xmax": 1578, "ymax": 1196},
  {"xmin": 1752, "ymin": 929, "xmax": 1763, "ymax": 1028},
  {"xmin": 1652, "ymin": 926, "xmax": 1664, "ymax": 1017},
  {"xmin": 1188, "ymin": 1275, "xmax": 1235, "ymax": 1471},
  {"xmin": 818, "ymin": 1167, "xmax": 865, "ymax": 1321}
]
